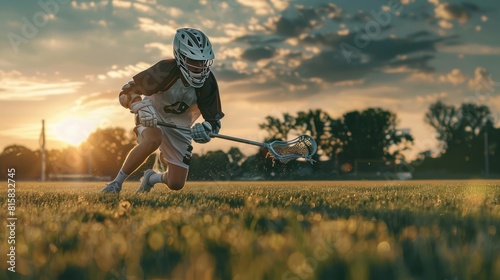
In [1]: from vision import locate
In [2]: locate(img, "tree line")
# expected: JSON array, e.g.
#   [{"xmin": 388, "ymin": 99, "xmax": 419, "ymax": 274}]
[{"xmin": 0, "ymin": 101, "xmax": 498, "ymax": 180}]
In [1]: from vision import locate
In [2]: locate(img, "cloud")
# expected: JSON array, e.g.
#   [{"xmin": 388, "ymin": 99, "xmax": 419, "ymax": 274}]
[
  {"xmin": 73, "ymin": 91, "xmax": 110, "ymax": 110},
  {"xmin": 438, "ymin": 20, "xmax": 453, "ymax": 29},
  {"xmin": 401, "ymin": 1, "xmax": 482, "ymax": 27},
  {"xmin": 438, "ymin": 68, "xmax": 467, "ymax": 86},
  {"xmin": 406, "ymin": 67, "xmax": 498, "ymax": 93},
  {"xmin": 235, "ymin": 0, "xmax": 290, "ymax": 16},
  {"xmin": 137, "ymin": 17, "xmax": 177, "ymax": 37},
  {"xmin": 84, "ymin": 62, "xmax": 151, "ymax": 81},
  {"xmin": 157, "ymin": 6, "xmax": 184, "ymax": 18},
  {"xmin": 71, "ymin": 0, "xmax": 156, "ymax": 13},
  {"xmin": 433, "ymin": 2, "xmax": 480, "ymax": 22},
  {"xmin": 106, "ymin": 62, "xmax": 152, "ymax": 79},
  {"xmin": 144, "ymin": 42, "xmax": 171, "ymax": 57},
  {"xmin": 218, "ymin": 23, "xmax": 247, "ymax": 38},
  {"xmin": 87, "ymin": 1, "xmax": 475, "ymax": 106},
  {"xmin": 71, "ymin": 1, "xmax": 100, "ymax": 10},
  {"xmin": 440, "ymin": 44, "xmax": 500, "ymax": 55},
  {"xmin": 468, "ymin": 67, "xmax": 495, "ymax": 92},
  {"xmin": 236, "ymin": 0, "xmax": 273, "ymax": 15},
  {"xmin": 297, "ymin": 49, "xmax": 371, "ymax": 83},
  {"xmin": 406, "ymin": 71, "xmax": 436, "ymax": 83},
  {"xmin": 0, "ymin": 71, "xmax": 83, "ymax": 101},
  {"xmin": 362, "ymin": 34, "xmax": 443, "ymax": 63},
  {"xmin": 406, "ymin": 68, "xmax": 471, "ymax": 86},
  {"xmin": 416, "ymin": 92, "xmax": 449, "ymax": 103},
  {"xmin": 233, "ymin": 34, "xmax": 285, "ymax": 45},
  {"xmin": 272, "ymin": 3, "xmax": 340, "ymax": 37},
  {"xmin": 217, "ymin": 47, "xmax": 245, "ymax": 60},
  {"xmin": 269, "ymin": 0, "xmax": 289, "ymax": 11},
  {"xmin": 295, "ymin": 32, "xmax": 447, "ymax": 83},
  {"xmin": 241, "ymin": 46, "xmax": 276, "ymax": 61},
  {"xmin": 212, "ymin": 66, "xmax": 253, "ymax": 82},
  {"xmin": 226, "ymin": 0, "xmax": 456, "ymax": 101}
]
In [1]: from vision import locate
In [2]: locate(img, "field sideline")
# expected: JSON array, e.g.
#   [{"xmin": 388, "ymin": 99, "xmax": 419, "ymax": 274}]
[{"xmin": 1, "ymin": 180, "xmax": 499, "ymax": 280}]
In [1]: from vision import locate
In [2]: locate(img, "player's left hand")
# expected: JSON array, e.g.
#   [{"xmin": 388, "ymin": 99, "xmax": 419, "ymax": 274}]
[
  {"xmin": 191, "ymin": 121, "xmax": 213, "ymax": 143},
  {"xmin": 130, "ymin": 99, "xmax": 157, "ymax": 127}
]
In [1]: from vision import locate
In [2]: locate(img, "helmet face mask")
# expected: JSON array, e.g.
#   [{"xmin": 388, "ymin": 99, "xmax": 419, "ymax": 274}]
[{"xmin": 173, "ymin": 28, "xmax": 214, "ymax": 88}]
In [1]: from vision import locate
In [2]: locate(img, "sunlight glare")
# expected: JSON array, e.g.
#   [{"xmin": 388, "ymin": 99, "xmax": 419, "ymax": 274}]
[{"xmin": 52, "ymin": 117, "xmax": 95, "ymax": 146}]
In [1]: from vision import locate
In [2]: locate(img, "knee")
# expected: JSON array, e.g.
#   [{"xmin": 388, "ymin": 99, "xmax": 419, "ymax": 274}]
[
  {"xmin": 147, "ymin": 137, "xmax": 162, "ymax": 149},
  {"xmin": 142, "ymin": 131, "xmax": 162, "ymax": 150},
  {"xmin": 167, "ymin": 180, "xmax": 185, "ymax": 191}
]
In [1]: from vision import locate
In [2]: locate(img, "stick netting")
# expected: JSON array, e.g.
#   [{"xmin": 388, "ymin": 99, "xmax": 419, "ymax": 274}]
[{"xmin": 268, "ymin": 135, "xmax": 317, "ymax": 163}]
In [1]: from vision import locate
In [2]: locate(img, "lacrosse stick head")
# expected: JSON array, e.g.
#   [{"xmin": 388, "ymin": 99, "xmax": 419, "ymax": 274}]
[{"xmin": 266, "ymin": 135, "xmax": 317, "ymax": 164}]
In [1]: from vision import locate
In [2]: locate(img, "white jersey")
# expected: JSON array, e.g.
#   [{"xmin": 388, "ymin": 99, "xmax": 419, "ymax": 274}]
[{"xmin": 148, "ymin": 79, "xmax": 201, "ymax": 128}]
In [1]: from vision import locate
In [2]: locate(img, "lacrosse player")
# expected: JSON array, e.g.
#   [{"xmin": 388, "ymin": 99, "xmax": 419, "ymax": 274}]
[{"xmin": 101, "ymin": 28, "xmax": 224, "ymax": 193}]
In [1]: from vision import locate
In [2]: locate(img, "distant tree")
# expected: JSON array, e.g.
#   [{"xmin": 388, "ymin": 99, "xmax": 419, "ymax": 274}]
[
  {"xmin": 81, "ymin": 127, "xmax": 136, "ymax": 177},
  {"xmin": 256, "ymin": 108, "xmax": 412, "ymax": 176},
  {"xmin": 295, "ymin": 109, "xmax": 333, "ymax": 161},
  {"xmin": 239, "ymin": 154, "xmax": 261, "ymax": 178},
  {"xmin": 188, "ymin": 147, "xmax": 246, "ymax": 181},
  {"xmin": 209, "ymin": 150, "xmax": 231, "ymax": 180},
  {"xmin": 190, "ymin": 150, "xmax": 231, "ymax": 181},
  {"xmin": 240, "ymin": 147, "xmax": 273, "ymax": 179},
  {"xmin": 487, "ymin": 127, "xmax": 500, "ymax": 174},
  {"xmin": 260, "ymin": 109, "xmax": 335, "ymax": 162},
  {"xmin": 259, "ymin": 113, "xmax": 296, "ymax": 141},
  {"xmin": 423, "ymin": 101, "xmax": 495, "ymax": 174},
  {"xmin": 0, "ymin": 145, "xmax": 40, "ymax": 180},
  {"xmin": 227, "ymin": 147, "xmax": 244, "ymax": 165},
  {"xmin": 47, "ymin": 147, "xmax": 87, "ymax": 176},
  {"xmin": 424, "ymin": 101, "xmax": 458, "ymax": 146},
  {"xmin": 188, "ymin": 153, "xmax": 203, "ymax": 180},
  {"xmin": 425, "ymin": 101, "xmax": 493, "ymax": 151},
  {"xmin": 226, "ymin": 147, "xmax": 244, "ymax": 179},
  {"xmin": 335, "ymin": 108, "xmax": 413, "ymax": 167},
  {"xmin": 458, "ymin": 103, "xmax": 492, "ymax": 140}
]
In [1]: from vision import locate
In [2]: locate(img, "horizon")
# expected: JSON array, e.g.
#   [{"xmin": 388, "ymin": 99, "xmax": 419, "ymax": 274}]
[{"xmin": 1, "ymin": 0, "xmax": 499, "ymax": 159}]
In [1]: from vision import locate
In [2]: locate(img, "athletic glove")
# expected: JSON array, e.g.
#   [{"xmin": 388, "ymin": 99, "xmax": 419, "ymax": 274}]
[
  {"xmin": 130, "ymin": 99, "xmax": 157, "ymax": 127},
  {"xmin": 209, "ymin": 120, "xmax": 221, "ymax": 135},
  {"xmin": 192, "ymin": 121, "xmax": 213, "ymax": 143},
  {"xmin": 118, "ymin": 81, "xmax": 141, "ymax": 109}
]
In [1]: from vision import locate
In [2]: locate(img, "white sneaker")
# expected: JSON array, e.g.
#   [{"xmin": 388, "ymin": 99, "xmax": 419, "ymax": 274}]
[
  {"xmin": 136, "ymin": 169, "xmax": 157, "ymax": 193},
  {"xmin": 101, "ymin": 181, "xmax": 122, "ymax": 193}
]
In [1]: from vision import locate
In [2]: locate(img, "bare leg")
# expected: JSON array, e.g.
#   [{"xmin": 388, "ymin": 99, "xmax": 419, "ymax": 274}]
[
  {"xmin": 122, "ymin": 127, "xmax": 162, "ymax": 174},
  {"xmin": 102, "ymin": 127, "xmax": 162, "ymax": 193},
  {"xmin": 162, "ymin": 163, "xmax": 188, "ymax": 191}
]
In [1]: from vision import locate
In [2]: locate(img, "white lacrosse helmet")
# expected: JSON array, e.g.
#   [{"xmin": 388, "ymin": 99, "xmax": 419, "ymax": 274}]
[{"xmin": 173, "ymin": 28, "xmax": 214, "ymax": 88}]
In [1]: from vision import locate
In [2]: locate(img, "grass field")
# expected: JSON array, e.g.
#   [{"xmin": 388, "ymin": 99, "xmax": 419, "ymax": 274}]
[{"xmin": 1, "ymin": 180, "xmax": 499, "ymax": 280}]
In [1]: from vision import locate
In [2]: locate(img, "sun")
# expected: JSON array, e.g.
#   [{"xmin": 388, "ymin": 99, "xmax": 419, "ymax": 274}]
[{"xmin": 52, "ymin": 117, "xmax": 96, "ymax": 146}]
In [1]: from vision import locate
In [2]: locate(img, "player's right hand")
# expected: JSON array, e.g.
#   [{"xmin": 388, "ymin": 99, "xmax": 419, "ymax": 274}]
[{"xmin": 130, "ymin": 99, "xmax": 157, "ymax": 127}]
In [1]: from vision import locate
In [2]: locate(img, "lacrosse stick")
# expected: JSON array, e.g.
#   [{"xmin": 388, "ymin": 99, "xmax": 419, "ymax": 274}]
[{"xmin": 157, "ymin": 121, "xmax": 317, "ymax": 163}]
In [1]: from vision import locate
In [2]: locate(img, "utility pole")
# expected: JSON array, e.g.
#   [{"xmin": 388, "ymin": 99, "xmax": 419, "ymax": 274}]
[
  {"xmin": 87, "ymin": 148, "xmax": 92, "ymax": 176},
  {"xmin": 40, "ymin": 120, "xmax": 46, "ymax": 181},
  {"xmin": 484, "ymin": 130, "xmax": 489, "ymax": 178}
]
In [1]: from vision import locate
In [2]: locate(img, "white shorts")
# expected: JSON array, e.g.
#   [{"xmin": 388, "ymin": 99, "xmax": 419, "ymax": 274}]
[{"xmin": 135, "ymin": 125, "xmax": 193, "ymax": 169}]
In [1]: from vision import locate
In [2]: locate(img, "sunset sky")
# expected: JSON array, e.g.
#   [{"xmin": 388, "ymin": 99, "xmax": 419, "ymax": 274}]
[{"xmin": 1, "ymin": 0, "xmax": 499, "ymax": 158}]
